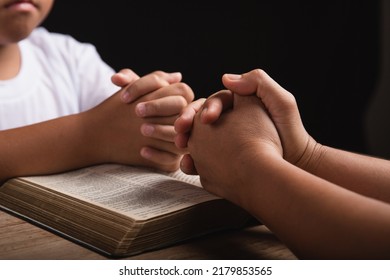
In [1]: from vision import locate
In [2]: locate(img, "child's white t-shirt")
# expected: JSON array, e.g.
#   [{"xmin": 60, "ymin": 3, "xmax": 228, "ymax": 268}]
[{"xmin": 0, "ymin": 27, "xmax": 119, "ymax": 130}]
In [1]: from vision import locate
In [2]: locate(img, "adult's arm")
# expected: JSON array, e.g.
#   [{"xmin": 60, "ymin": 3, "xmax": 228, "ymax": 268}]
[
  {"xmin": 238, "ymin": 152, "xmax": 390, "ymax": 259},
  {"xmin": 177, "ymin": 69, "xmax": 390, "ymax": 203},
  {"xmin": 187, "ymin": 93, "xmax": 390, "ymax": 259}
]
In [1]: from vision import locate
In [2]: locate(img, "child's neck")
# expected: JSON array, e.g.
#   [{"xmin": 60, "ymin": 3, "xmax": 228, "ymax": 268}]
[{"xmin": 0, "ymin": 43, "xmax": 21, "ymax": 80}]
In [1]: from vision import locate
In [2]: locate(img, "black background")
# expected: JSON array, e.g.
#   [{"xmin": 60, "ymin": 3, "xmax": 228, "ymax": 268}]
[{"xmin": 42, "ymin": 1, "xmax": 380, "ymax": 155}]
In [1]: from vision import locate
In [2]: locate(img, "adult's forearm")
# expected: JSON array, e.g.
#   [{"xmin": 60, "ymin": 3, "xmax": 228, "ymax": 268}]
[
  {"xmin": 0, "ymin": 113, "xmax": 99, "ymax": 182},
  {"xmin": 301, "ymin": 145, "xmax": 390, "ymax": 203},
  {"xmin": 240, "ymin": 157, "xmax": 390, "ymax": 259}
]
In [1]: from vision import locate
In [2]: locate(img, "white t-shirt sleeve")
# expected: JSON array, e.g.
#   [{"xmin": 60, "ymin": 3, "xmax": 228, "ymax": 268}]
[
  {"xmin": 69, "ymin": 39, "xmax": 119, "ymax": 111},
  {"xmin": 0, "ymin": 28, "xmax": 121, "ymax": 130},
  {"xmin": 32, "ymin": 28, "xmax": 119, "ymax": 111},
  {"xmin": 43, "ymin": 29, "xmax": 119, "ymax": 111}
]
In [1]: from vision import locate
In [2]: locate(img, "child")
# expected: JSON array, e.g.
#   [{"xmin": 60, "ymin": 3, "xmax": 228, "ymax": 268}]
[
  {"xmin": 0, "ymin": 0, "xmax": 194, "ymax": 182},
  {"xmin": 174, "ymin": 69, "xmax": 390, "ymax": 259}
]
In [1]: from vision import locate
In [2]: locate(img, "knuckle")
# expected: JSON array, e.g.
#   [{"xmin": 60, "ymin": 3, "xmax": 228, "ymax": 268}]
[
  {"xmin": 172, "ymin": 83, "xmax": 194, "ymax": 100},
  {"xmin": 172, "ymin": 82, "xmax": 187, "ymax": 92},
  {"xmin": 149, "ymin": 72, "xmax": 166, "ymax": 86},
  {"xmin": 174, "ymin": 96, "xmax": 188, "ymax": 109},
  {"xmin": 152, "ymin": 70, "xmax": 165, "ymax": 77},
  {"xmin": 129, "ymin": 82, "xmax": 141, "ymax": 94},
  {"xmin": 282, "ymin": 92, "xmax": 298, "ymax": 112},
  {"xmin": 252, "ymin": 68, "xmax": 266, "ymax": 78},
  {"xmin": 287, "ymin": 95, "xmax": 297, "ymax": 108}
]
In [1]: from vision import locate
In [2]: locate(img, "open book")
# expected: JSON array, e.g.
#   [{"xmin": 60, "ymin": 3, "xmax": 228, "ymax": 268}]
[{"xmin": 0, "ymin": 164, "xmax": 253, "ymax": 257}]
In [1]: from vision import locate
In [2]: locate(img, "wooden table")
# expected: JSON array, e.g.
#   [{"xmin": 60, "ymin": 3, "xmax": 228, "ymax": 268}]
[{"xmin": 0, "ymin": 210, "xmax": 296, "ymax": 260}]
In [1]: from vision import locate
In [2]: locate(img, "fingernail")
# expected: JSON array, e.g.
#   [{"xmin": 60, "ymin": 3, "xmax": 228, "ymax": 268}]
[
  {"xmin": 200, "ymin": 107, "xmax": 208, "ymax": 123},
  {"xmin": 170, "ymin": 72, "xmax": 182, "ymax": 79},
  {"xmin": 225, "ymin": 73, "xmax": 242, "ymax": 80},
  {"xmin": 180, "ymin": 159, "xmax": 186, "ymax": 170},
  {"xmin": 140, "ymin": 147, "xmax": 152, "ymax": 159},
  {"xmin": 121, "ymin": 91, "xmax": 130, "ymax": 102},
  {"xmin": 135, "ymin": 103, "xmax": 146, "ymax": 117},
  {"xmin": 116, "ymin": 72, "xmax": 125, "ymax": 79},
  {"xmin": 121, "ymin": 89, "xmax": 135, "ymax": 103},
  {"xmin": 141, "ymin": 124, "xmax": 154, "ymax": 136}
]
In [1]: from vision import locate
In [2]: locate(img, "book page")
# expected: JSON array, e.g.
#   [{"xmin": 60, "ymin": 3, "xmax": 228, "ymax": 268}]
[{"xmin": 22, "ymin": 164, "xmax": 219, "ymax": 220}]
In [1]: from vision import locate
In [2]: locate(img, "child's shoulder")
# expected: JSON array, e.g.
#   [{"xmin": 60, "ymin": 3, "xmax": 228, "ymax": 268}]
[
  {"xmin": 26, "ymin": 27, "xmax": 96, "ymax": 57},
  {"xmin": 22, "ymin": 27, "xmax": 102, "ymax": 70}
]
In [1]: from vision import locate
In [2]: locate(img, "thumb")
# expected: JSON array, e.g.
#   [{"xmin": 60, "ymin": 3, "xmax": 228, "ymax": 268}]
[
  {"xmin": 164, "ymin": 72, "xmax": 183, "ymax": 84},
  {"xmin": 223, "ymin": 69, "xmax": 309, "ymax": 164},
  {"xmin": 111, "ymin": 68, "xmax": 140, "ymax": 87},
  {"xmin": 222, "ymin": 69, "xmax": 298, "ymax": 119},
  {"xmin": 222, "ymin": 69, "xmax": 289, "ymax": 102}
]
